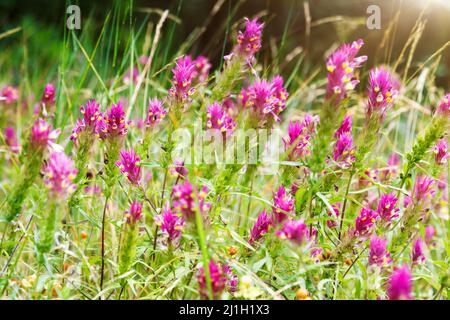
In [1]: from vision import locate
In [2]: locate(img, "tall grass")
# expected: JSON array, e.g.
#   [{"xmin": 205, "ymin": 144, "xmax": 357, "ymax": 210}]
[{"xmin": 0, "ymin": 0, "xmax": 448, "ymax": 300}]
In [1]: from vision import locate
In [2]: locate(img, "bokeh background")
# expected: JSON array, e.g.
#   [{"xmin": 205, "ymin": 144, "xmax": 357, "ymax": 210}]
[{"xmin": 1, "ymin": 0, "xmax": 449, "ymax": 87}]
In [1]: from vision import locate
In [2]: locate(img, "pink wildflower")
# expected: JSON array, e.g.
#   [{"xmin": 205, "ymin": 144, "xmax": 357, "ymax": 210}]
[
  {"xmin": 206, "ymin": 102, "xmax": 236, "ymax": 134},
  {"xmin": 4, "ymin": 127, "xmax": 19, "ymax": 153},
  {"xmin": 146, "ymin": 98, "xmax": 167, "ymax": 127},
  {"xmin": 411, "ymin": 237, "xmax": 426, "ymax": 264},
  {"xmin": 326, "ymin": 39, "xmax": 367, "ymax": 103},
  {"xmin": 334, "ymin": 115, "xmax": 352, "ymax": 138},
  {"xmin": 425, "ymin": 226, "xmax": 436, "ymax": 246},
  {"xmin": 437, "ymin": 93, "xmax": 450, "ymax": 115},
  {"xmin": 197, "ymin": 260, "xmax": 228, "ymax": 299},
  {"xmin": 125, "ymin": 201, "xmax": 143, "ymax": 224},
  {"xmin": 123, "ymin": 66, "xmax": 138, "ymax": 84},
  {"xmin": 311, "ymin": 247, "xmax": 324, "ymax": 263},
  {"xmin": 234, "ymin": 17, "xmax": 264, "ymax": 60},
  {"xmin": 0, "ymin": 85, "xmax": 19, "ymax": 105},
  {"xmin": 354, "ymin": 207, "xmax": 378, "ymax": 238},
  {"xmin": 249, "ymin": 209, "xmax": 271, "ymax": 244},
  {"xmin": 377, "ymin": 193, "xmax": 399, "ymax": 224},
  {"xmin": 333, "ymin": 133, "xmax": 355, "ymax": 168},
  {"xmin": 172, "ymin": 180, "xmax": 211, "ymax": 220},
  {"xmin": 169, "ymin": 159, "xmax": 188, "ymax": 179},
  {"xmin": 387, "ymin": 266, "xmax": 413, "ymax": 300},
  {"xmin": 276, "ymin": 219, "xmax": 309, "ymax": 245},
  {"xmin": 43, "ymin": 152, "xmax": 78, "ymax": 196},
  {"xmin": 367, "ymin": 68, "xmax": 399, "ymax": 119},
  {"xmin": 326, "ymin": 203, "xmax": 340, "ymax": 228},
  {"xmin": 380, "ymin": 153, "xmax": 400, "ymax": 180},
  {"xmin": 433, "ymin": 139, "xmax": 448, "ymax": 165},
  {"xmin": 272, "ymin": 185, "xmax": 294, "ymax": 224},
  {"xmin": 41, "ymin": 83, "xmax": 56, "ymax": 106},
  {"xmin": 283, "ymin": 120, "xmax": 311, "ymax": 159},
  {"xmin": 98, "ymin": 102, "xmax": 129, "ymax": 139},
  {"xmin": 169, "ymin": 56, "xmax": 195, "ymax": 103},
  {"xmin": 240, "ymin": 76, "xmax": 288, "ymax": 122},
  {"xmin": 30, "ymin": 118, "xmax": 61, "ymax": 150},
  {"xmin": 191, "ymin": 55, "xmax": 211, "ymax": 83},
  {"xmin": 368, "ymin": 236, "xmax": 392, "ymax": 267},
  {"xmin": 222, "ymin": 264, "xmax": 238, "ymax": 295},
  {"xmin": 155, "ymin": 203, "xmax": 185, "ymax": 243},
  {"xmin": 222, "ymin": 98, "xmax": 237, "ymax": 116},
  {"xmin": 413, "ymin": 175, "xmax": 435, "ymax": 203},
  {"xmin": 116, "ymin": 149, "xmax": 141, "ymax": 185},
  {"xmin": 70, "ymin": 100, "xmax": 102, "ymax": 141}
]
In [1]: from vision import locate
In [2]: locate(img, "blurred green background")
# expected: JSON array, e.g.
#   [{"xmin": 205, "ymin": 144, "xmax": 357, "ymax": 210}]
[{"xmin": 1, "ymin": 0, "xmax": 449, "ymax": 87}]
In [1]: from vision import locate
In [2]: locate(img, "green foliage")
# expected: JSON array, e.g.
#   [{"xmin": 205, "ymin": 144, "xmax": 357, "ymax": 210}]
[{"xmin": 0, "ymin": 1, "xmax": 449, "ymax": 301}]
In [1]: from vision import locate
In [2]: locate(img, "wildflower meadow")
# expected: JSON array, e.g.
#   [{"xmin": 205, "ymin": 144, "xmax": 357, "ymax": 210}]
[{"xmin": 0, "ymin": 0, "xmax": 449, "ymax": 302}]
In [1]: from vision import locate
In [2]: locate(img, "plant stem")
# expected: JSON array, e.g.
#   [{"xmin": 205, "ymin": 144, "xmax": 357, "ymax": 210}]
[
  {"xmin": 1, "ymin": 216, "xmax": 33, "ymax": 276},
  {"xmin": 338, "ymin": 171, "xmax": 354, "ymax": 240},
  {"xmin": 193, "ymin": 186, "xmax": 213, "ymax": 299},
  {"xmin": 99, "ymin": 195, "xmax": 110, "ymax": 297}
]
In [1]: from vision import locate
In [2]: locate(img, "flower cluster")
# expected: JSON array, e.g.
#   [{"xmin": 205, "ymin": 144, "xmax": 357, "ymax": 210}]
[
  {"xmin": 43, "ymin": 152, "xmax": 78, "ymax": 196},
  {"xmin": 124, "ymin": 201, "xmax": 143, "ymax": 224},
  {"xmin": 368, "ymin": 236, "xmax": 392, "ymax": 268},
  {"xmin": 222, "ymin": 264, "xmax": 238, "ymax": 295},
  {"xmin": 353, "ymin": 207, "xmax": 378, "ymax": 238},
  {"xmin": 333, "ymin": 133, "xmax": 355, "ymax": 168},
  {"xmin": 377, "ymin": 193, "xmax": 399, "ymax": 225},
  {"xmin": 190, "ymin": 55, "xmax": 211, "ymax": 83},
  {"xmin": 145, "ymin": 98, "xmax": 167, "ymax": 127},
  {"xmin": 240, "ymin": 76, "xmax": 288, "ymax": 122},
  {"xmin": 41, "ymin": 83, "xmax": 56, "ymax": 106},
  {"xmin": 4, "ymin": 127, "xmax": 19, "ymax": 153},
  {"xmin": 169, "ymin": 56, "xmax": 195, "ymax": 103},
  {"xmin": 283, "ymin": 114, "xmax": 318, "ymax": 160},
  {"xmin": 437, "ymin": 93, "xmax": 450, "ymax": 115},
  {"xmin": 249, "ymin": 209, "xmax": 271, "ymax": 244},
  {"xmin": 169, "ymin": 159, "xmax": 188, "ymax": 179},
  {"xmin": 116, "ymin": 149, "xmax": 141, "ymax": 185},
  {"xmin": 30, "ymin": 118, "xmax": 61, "ymax": 150},
  {"xmin": 2, "ymin": 13, "xmax": 449, "ymax": 301},
  {"xmin": 413, "ymin": 175, "xmax": 435, "ymax": 203},
  {"xmin": 206, "ymin": 102, "xmax": 236, "ymax": 134},
  {"xmin": 433, "ymin": 139, "xmax": 448, "ymax": 165},
  {"xmin": 272, "ymin": 185, "xmax": 294, "ymax": 224},
  {"xmin": 326, "ymin": 39, "xmax": 367, "ymax": 103},
  {"xmin": 411, "ymin": 237, "xmax": 425, "ymax": 264},
  {"xmin": 70, "ymin": 100, "xmax": 102, "ymax": 142},
  {"xmin": 197, "ymin": 260, "xmax": 232, "ymax": 299},
  {"xmin": 1, "ymin": 85, "xmax": 19, "ymax": 105},
  {"xmin": 155, "ymin": 204, "xmax": 185, "ymax": 244},
  {"xmin": 171, "ymin": 180, "xmax": 211, "ymax": 220},
  {"xmin": 388, "ymin": 266, "xmax": 413, "ymax": 300},
  {"xmin": 367, "ymin": 68, "xmax": 399, "ymax": 119},
  {"xmin": 326, "ymin": 203, "xmax": 340, "ymax": 228},
  {"xmin": 98, "ymin": 102, "xmax": 129, "ymax": 139},
  {"xmin": 234, "ymin": 17, "xmax": 264, "ymax": 61},
  {"xmin": 334, "ymin": 115, "xmax": 352, "ymax": 138},
  {"xmin": 276, "ymin": 219, "xmax": 310, "ymax": 245}
]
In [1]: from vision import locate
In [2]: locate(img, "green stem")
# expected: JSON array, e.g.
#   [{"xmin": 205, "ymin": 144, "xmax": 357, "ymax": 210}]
[
  {"xmin": 99, "ymin": 195, "xmax": 110, "ymax": 295},
  {"xmin": 36, "ymin": 200, "xmax": 58, "ymax": 266},
  {"xmin": 193, "ymin": 187, "xmax": 213, "ymax": 299},
  {"xmin": 338, "ymin": 171, "xmax": 354, "ymax": 240}
]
